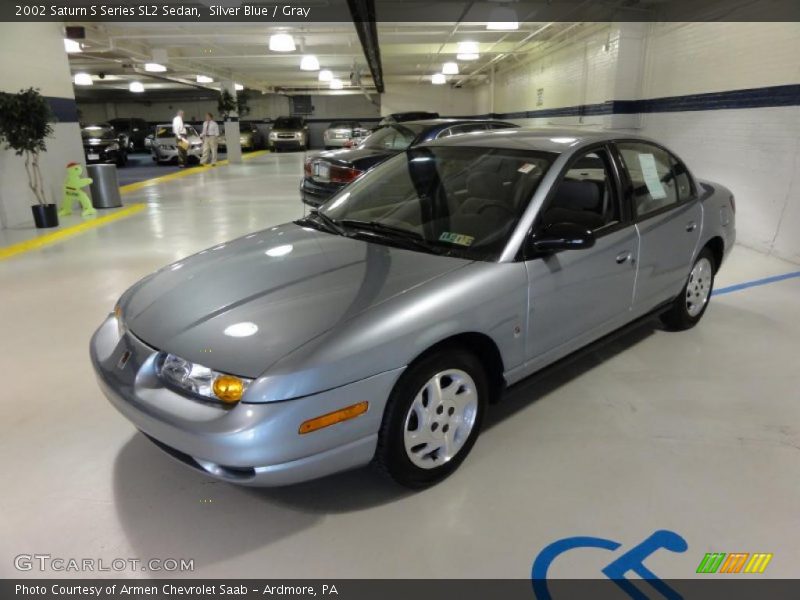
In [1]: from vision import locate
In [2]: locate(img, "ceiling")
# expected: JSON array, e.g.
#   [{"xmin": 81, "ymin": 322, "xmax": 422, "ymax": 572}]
[{"xmin": 66, "ymin": 20, "xmax": 598, "ymax": 101}]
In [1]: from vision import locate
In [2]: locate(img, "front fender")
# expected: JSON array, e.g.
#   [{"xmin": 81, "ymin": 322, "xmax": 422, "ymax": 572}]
[{"xmin": 246, "ymin": 261, "xmax": 529, "ymax": 402}]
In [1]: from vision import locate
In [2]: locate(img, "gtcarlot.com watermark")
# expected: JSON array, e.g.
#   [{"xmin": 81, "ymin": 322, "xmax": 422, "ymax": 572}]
[{"xmin": 14, "ymin": 554, "xmax": 194, "ymax": 573}]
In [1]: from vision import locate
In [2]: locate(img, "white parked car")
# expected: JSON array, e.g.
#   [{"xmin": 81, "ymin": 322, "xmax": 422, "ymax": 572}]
[{"xmin": 151, "ymin": 124, "xmax": 203, "ymax": 165}]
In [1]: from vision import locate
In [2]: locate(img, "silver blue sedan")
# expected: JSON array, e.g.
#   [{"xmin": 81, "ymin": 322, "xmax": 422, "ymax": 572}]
[{"xmin": 91, "ymin": 129, "xmax": 736, "ymax": 488}]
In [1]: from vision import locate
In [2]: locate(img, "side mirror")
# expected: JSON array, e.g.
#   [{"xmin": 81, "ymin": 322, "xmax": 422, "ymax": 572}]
[{"xmin": 530, "ymin": 222, "xmax": 595, "ymax": 254}]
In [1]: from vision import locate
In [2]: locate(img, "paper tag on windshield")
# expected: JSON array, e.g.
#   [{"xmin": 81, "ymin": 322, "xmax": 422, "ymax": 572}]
[
  {"xmin": 518, "ymin": 163, "xmax": 537, "ymax": 174},
  {"xmin": 638, "ymin": 153, "xmax": 668, "ymax": 200},
  {"xmin": 439, "ymin": 232, "xmax": 475, "ymax": 246}
]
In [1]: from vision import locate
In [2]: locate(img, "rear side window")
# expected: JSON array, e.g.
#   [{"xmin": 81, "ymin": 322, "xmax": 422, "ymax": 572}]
[{"xmin": 617, "ymin": 142, "xmax": 685, "ymax": 218}]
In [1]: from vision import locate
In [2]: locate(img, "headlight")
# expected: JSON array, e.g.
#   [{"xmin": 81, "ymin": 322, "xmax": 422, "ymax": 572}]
[
  {"xmin": 106, "ymin": 142, "xmax": 119, "ymax": 151},
  {"xmin": 157, "ymin": 353, "xmax": 252, "ymax": 405},
  {"xmin": 269, "ymin": 132, "xmax": 278, "ymax": 139}
]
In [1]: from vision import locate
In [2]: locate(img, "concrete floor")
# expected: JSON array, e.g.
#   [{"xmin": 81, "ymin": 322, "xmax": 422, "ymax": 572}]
[{"xmin": 1, "ymin": 152, "xmax": 798, "ymax": 580}]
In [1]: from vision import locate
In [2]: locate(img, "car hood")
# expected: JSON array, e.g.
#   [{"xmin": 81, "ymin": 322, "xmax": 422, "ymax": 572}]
[{"xmin": 121, "ymin": 223, "xmax": 470, "ymax": 378}]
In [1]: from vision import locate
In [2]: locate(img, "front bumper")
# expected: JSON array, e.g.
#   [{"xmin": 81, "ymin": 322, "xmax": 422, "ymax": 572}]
[
  {"xmin": 153, "ymin": 146, "xmax": 202, "ymax": 163},
  {"xmin": 90, "ymin": 315, "xmax": 403, "ymax": 486},
  {"xmin": 270, "ymin": 138, "xmax": 304, "ymax": 150}
]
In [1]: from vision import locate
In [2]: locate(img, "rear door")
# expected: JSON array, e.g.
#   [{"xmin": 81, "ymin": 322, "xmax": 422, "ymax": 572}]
[
  {"xmin": 613, "ymin": 141, "xmax": 702, "ymax": 314},
  {"xmin": 524, "ymin": 145, "xmax": 639, "ymax": 365}
]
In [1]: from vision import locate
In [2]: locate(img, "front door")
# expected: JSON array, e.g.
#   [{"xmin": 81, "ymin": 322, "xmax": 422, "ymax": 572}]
[{"xmin": 524, "ymin": 146, "xmax": 639, "ymax": 367}]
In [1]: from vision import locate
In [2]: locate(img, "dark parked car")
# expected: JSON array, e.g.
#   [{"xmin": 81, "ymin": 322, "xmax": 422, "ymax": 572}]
[
  {"xmin": 301, "ymin": 119, "xmax": 517, "ymax": 207},
  {"xmin": 268, "ymin": 116, "xmax": 309, "ymax": 151},
  {"xmin": 81, "ymin": 123, "xmax": 128, "ymax": 166},
  {"xmin": 108, "ymin": 118, "xmax": 149, "ymax": 151},
  {"xmin": 379, "ymin": 111, "xmax": 440, "ymax": 126}
]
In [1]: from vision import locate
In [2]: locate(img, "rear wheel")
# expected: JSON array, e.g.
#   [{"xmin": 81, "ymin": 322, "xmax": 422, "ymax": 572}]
[
  {"xmin": 660, "ymin": 247, "xmax": 716, "ymax": 330},
  {"xmin": 374, "ymin": 348, "xmax": 487, "ymax": 488}
]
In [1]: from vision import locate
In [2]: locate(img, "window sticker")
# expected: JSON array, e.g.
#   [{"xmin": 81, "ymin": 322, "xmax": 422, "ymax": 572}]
[
  {"xmin": 439, "ymin": 232, "xmax": 475, "ymax": 246},
  {"xmin": 638, "ymin": 153, "xmax": 668, "ymax": 200},
  {"xmin": 518, "ymin": 163, "xmax": 538, "ymax": 174}
]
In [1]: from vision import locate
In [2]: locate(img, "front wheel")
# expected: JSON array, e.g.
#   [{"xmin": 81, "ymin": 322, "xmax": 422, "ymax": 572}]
[
  {"xmin": 374, "ymin": 348, "xmax": 487, "ymax": 488},
  {"xmin": 661, "ymin": 248, "xmax": 716, "ymax": 331}
]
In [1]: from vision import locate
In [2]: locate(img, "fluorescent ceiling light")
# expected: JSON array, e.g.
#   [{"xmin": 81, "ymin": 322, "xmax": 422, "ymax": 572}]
[
  {"xmin": 431, "ymin": 73, "xmax": 446, "ymax": 85},
  {"xmin": 442, "ymin": 62, "xmax": 459, "ymax": 75},
  {"xmin": 318, "ymin": 69, "xmax": 333, "ymax": 82},
  {"xmin": 64, "ymin": 38, "xmax": 82, "ymax": 53},
  {"xmin": 269, "ymin": 33, "xmax": 295, "ymax": 52},
  {"xmin": 300, "ymin": 55, "xmax": 320, "ymax": 71},
  {"xmin": 329, "ymin": 79, "xmax": 344, "ymax": 90},
  {"xmin": 129, "ymin": 81, "xmax": 145, "ymax": 93},
  {"xmin": 144, "ymin": 62, "xmax": 167, "ymax": 72},
  {"xmin": 487, "ymin": 7, "xmax": 519, "ymax": 30},
  {"xmin": 457, "ymin": 41, "xmax": 479, "ymax": 60},
  {"xmin": 234, "ymin": 83, "xmax": 244, "ymax": 91},
  {"xmin": 196, "ymin": 75, "xmax": 214, "ymax": 83},
  {"xmin": 73, "ymin": 73, "xmax": 93, "ymax": 86}
]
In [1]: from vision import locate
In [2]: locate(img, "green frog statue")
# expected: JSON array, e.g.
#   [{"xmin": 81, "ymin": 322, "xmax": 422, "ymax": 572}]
[{"xmin": 58, "ymin": 162, "xmax": 96, "ymax": 217}]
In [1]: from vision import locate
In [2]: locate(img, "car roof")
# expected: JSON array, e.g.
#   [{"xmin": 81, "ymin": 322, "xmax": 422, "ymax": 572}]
[{"xmin": 422, "ymin": 127, "xmax": 653, "ymax": 153}]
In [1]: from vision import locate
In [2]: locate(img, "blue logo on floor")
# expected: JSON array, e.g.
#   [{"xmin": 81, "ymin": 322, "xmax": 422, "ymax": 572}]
[{"xmin": 531, "ymin": 529, "xmax": 688, "ymax": 599}]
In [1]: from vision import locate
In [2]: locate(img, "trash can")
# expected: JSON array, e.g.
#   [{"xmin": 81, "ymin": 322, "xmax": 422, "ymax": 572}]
[{"xmin": 87, "ymin": 164, "xmax": 122, "ymax": 209}]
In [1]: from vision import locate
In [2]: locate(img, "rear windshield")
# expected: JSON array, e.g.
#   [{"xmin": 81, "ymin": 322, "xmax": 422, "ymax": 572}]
[
  {"xmin": 274, "ymin": 117, "xmax": 304, "ymax": 129},
  {"xmin": 362, "ymin": 124, "xmax": 426, "ymax": 151},
  {"xmin": 82, "ymin": 124, "xmax": 115, "ymax": 138}
]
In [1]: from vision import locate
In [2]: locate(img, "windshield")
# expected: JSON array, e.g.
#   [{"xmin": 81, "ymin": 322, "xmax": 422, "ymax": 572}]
[
  {"xmin": 329, "ymin": 121, "xmax": 360, "ymax": 129},
  {"xmin": 82, "ymin": 125, "xmax": 115, "ymax": 139},
  {"xmin": 156, "ymin": 125, "xmax": 198, "ymax": 138},
  {"xmin": 315, "ymin": 146, "xmax": 556, "ymax": 261},
  {"xmin": 274, "ymin": 117, "xmax": 303, "ymax": 129},
  {"xmin": 362, "ymin": 124, "xmax": 424, "ymax": 151}
]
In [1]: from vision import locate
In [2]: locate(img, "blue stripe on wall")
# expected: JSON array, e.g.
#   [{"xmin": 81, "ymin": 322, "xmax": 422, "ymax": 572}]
[
  {"xmin": 47, "ymin": 97, "xmax": 79, "ymax": 123},
  {"xmin": 481, "ymin": 84, "xmax": 800, "ymax": 121}
]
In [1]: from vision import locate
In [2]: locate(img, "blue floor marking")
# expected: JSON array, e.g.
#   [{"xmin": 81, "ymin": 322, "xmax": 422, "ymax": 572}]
[{"xmin": 712, "ymin": 270, "xmax": 800, "ymax": 296}]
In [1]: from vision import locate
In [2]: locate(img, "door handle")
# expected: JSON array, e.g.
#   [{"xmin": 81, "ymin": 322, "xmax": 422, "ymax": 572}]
[
  {"xmin": 615, "ymin": 251, "xmax": 632, "ymax": 264},
  {"xmin": 686, "ymin": 221, "xmax": 697, "ymax": 232}
]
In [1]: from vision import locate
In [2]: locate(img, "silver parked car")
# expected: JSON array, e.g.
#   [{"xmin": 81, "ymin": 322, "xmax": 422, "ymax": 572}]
[
  {"xmin": 151, "ymin": 123, "xmax": 203, "ymax": 165},
  {"xmin": 323, "ymin": 120, "xmax": 364, "ymax": 149},
  {"xmin": 91, "ymin": 130, "xmax": 735, "ymax": 488}
]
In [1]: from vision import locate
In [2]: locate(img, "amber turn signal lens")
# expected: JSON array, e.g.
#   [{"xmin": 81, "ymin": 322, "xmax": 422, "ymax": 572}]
[
  {"xmin": 299, "ymin": 401, "xmax": 369, "ymax": 435},
  {"xmin": 212, "ymin": 375, "xmax": 245, "ymax": 404}
]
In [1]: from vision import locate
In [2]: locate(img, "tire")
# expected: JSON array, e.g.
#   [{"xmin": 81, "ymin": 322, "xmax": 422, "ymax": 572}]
[
  {"xmin": 660, "ymin": 247, "xmax": 716, "ymax": 331},
  {"xmin": 374, "ymin": 347, "xmax": 488, "ymax": 488}
]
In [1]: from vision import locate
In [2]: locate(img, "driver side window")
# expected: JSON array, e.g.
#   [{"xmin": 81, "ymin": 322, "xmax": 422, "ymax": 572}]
[{"xmin": 539, "ymin": 148, "xmax": 620, "ymax": 232}]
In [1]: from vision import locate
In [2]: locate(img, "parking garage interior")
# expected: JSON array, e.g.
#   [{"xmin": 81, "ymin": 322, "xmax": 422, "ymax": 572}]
[{"xmin": 1, "ymin": 0, "xmax": 799, "ymax": 587}]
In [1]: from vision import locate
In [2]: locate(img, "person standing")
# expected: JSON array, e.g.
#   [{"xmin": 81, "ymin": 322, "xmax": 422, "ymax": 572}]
[
  {"xmin": 200, "ymin": 112, "xmax": 220, "ymax": 166},
  {"xmin": 172, "ymin": 109, "xmax": 188, "ymax": 168}
]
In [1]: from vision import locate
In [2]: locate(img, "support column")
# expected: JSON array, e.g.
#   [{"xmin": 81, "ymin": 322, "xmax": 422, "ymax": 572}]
[
  {"xmin": 222, "ymin": 80, "xmax": 242, "ymax": 164},
  {"xmin": 0, "ymin": 22, "xmax": 84, "ymax": 229}
]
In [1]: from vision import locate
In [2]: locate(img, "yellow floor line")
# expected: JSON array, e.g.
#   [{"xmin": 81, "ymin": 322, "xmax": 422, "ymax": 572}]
[
  {"xmin": 0, "ymin": 204, "xmax": 146, "ymax": 261},
  {"xmin": 120, "ymin": 150, "xmax": 270, "ymax": 194},
  {"xmin": 1, "ymin": 150, "xmax": 270, "ymax": 261}
]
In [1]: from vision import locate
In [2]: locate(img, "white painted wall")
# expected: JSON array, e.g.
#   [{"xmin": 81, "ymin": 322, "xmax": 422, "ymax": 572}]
[
  {"xmin": 381, "ymin": 83, "xmax": 479, "ymax": 117},
  {"xmin": 637, "ymin": 23, "xmax": 800, "ymax": 263},
  {"xmin": 479, "ymin": 22, "xmax": 800, "ymax": 263},
  {"xmin": 0, "ymin": 23, "xmax": 84, "ymax": 229}
]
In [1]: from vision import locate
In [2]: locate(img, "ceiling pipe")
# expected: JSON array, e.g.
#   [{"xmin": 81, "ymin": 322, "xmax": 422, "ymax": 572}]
[{"xmin": 346, "ymin": 0, "xmax": 385, "ymax": 93}]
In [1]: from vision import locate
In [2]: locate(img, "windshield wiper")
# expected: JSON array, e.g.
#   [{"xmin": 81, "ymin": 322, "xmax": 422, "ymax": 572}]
[
  {"xmin": 337, "ymin": 219, "xmax": 438, "ymax": 253},
  {"xmin": 338, "ymin": 219, "xmax": 423, "ymax": 239},
  {"xmin": 296, "ymin": 211, "xmax": 347, "ymax": 236}
]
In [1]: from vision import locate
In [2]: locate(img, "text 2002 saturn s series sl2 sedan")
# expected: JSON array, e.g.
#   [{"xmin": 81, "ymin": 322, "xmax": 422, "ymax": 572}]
[{"xmin": 91, "ymin": 129, "xmax": 735, "ymax": 489}]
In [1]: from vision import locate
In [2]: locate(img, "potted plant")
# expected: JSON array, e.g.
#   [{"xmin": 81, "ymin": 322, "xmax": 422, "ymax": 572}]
[
  {"xmin": 0, "ymin": 87, "xmax": 57, "ymax": 228},
  {"xmin": 217, "ymin": 89, "xmax": 237, "ymax": 120}
]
